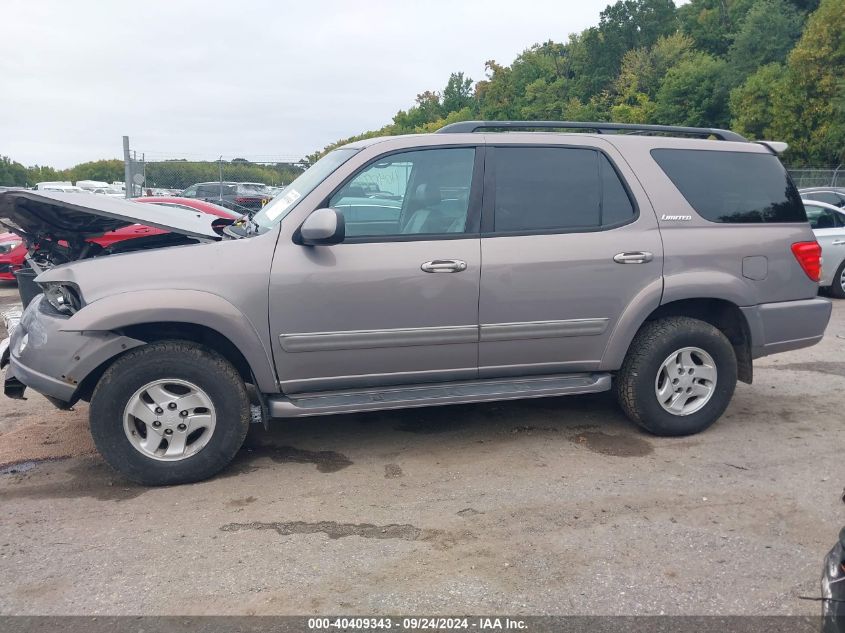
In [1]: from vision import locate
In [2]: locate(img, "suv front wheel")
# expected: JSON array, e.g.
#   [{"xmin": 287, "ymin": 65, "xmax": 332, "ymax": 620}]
[
  {"xmin": 89, "ymin": 341, "xmax": 251, "ymax": 485},
  {"xmin": 615, "ymin": 317, "xmax": 737, "ymax": 436}
]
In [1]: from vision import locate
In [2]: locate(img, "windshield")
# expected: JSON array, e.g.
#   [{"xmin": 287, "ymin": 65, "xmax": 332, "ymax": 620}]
[{"xmin": 253, "ymin": 148, "xmax": 359, "ymax": 230}]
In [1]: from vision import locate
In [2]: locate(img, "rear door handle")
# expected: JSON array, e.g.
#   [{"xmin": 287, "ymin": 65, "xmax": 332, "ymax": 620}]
[
  {"xmin": 613, "ymin": 251, "xmax": 653, "ymax": 264},
  {"xmin": 832, "ymin": 240, "xmax": 845, "ymax": 245},
  {"xmin": 421, "ymin": 259, "xmax": 467, "ymax": 273}
]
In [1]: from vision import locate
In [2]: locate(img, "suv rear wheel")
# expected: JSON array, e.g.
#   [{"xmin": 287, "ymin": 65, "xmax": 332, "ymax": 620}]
[
  {"xmin": 615, "ymin": 317, "xmax": 737, "ymax": 436},
  {"xmin": 89, "ymin": 341, "xmax": 250, "ymax": 485}
]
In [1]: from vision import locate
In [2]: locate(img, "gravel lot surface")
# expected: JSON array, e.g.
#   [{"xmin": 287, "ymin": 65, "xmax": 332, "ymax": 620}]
[{"xmin": 0, "ymin": 282, "xmax": 842, "ymax": 616}]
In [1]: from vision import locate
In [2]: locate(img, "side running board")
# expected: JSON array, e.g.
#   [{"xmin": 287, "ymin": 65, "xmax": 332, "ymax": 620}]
[{"xmin": 267, "ymin": 373, "xmax": 611, "ymax": 418}]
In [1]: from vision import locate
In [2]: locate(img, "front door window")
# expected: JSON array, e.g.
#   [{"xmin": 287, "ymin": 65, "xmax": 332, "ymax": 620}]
[{"xmin": 329, "ymin": 148, "xmax": 476, "ymax": 238}]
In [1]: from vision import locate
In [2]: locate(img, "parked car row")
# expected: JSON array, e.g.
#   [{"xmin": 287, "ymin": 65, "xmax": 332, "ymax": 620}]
[{"xmin": 6, "ymin": 180, "xmax": 283, "ymax": 209}]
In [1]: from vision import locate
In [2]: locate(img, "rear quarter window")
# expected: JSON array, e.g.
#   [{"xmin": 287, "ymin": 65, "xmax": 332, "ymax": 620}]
[{"xmin": 651, "ymin": 149, "xmax": 806, "ymax": 223}]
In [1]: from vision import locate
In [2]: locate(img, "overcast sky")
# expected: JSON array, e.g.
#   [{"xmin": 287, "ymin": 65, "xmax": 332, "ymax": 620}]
[{"xmin": 4, "ymin": 0, "xmax": 621, "ymax": 168}]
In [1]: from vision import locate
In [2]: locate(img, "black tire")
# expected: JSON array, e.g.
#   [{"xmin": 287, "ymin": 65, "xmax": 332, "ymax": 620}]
[
  {"xmin": 829, "ymin": 259, "xmax": 845, "ymax": 299},
  {"xmin": 89, "ymin": 341, "xmax": 250, "ymax": 485},
  {"xmin": 615, "ymin": 316, "xmax": 737, "ymax": 436}
]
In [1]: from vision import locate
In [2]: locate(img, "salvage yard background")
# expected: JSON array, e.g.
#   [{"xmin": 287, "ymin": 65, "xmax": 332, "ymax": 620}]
[{"xmin": 1, "ymin": 281, "xmax": 842, "ymax": 614}]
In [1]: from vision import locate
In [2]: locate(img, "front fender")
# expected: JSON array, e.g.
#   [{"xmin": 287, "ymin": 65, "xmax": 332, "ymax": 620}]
[{"xmin": 62, "ymin": 289, "xmax": 278, "ymax": 392}]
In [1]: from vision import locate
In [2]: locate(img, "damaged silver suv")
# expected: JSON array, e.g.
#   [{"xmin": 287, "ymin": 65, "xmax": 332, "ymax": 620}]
[{"xmin": 0, "ymin": 121, "xmax": 832, "ymax": 485}]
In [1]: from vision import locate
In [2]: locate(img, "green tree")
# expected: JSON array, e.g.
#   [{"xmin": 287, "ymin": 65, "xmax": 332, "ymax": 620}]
[
  {"xmin": 0, "ymin": 156, "xmax": 29, "ymax": 186},
  {"xmin": 653, "ymin": 52, "xmax": 732, "ymax": 127},
  {"xmin": 788, "ymin": 0, "xmax": 819, "ymax": 11},
  {"xmin": 66, "ymin": 159, "xmax": 125, "ymax": 183},
  {"xmin": 611, "ymin": 92, "xmax": 657, "ymax": 123},
  {"xmin": 615, "ymin": 33, "xmax": 695, "ymax": 100},
  {"xmin": 612, "ymin": 32, "xmax": 695, "ymax": 121},
  {"xmin": 477, "ymin": 48, "xmax": 562, "ymax": 119},
  {"xmin": 729, "ymin": 63, "xmax": 788, "ymax": 138},
  {"xmin": 678, "ymin": 0, "xmax": 756, "ymax": 57},
  {"xmin": 392, "ymin": 90, "xmax": 444, "ymax": 132},
  {"xmin": 25, "ymin": 164, "xmax": 62, "ymax": 185},
  {"xmin": 441, "ymin": 72, "xmax": 475, "ymax": 115},
  {"xmin": 767, "ymin": 0, "xmax": 845, "ymax": 164},
  {"xmin": 727, "ymin": 0, "xmax": 804, "ymax": 81},
  {"xmin": 567, "ymin": 0, "xmax": 678, "ymax": 101},
  {"xmin": 835, "ymin": 79, "xmax": 845, "ymax": 117}
]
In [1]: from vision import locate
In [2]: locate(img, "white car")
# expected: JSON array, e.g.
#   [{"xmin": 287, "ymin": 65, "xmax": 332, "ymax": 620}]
[
  {"xmin": 40, "ymin": 185, "xmax": 90, "ymax": 194},
  {"xmin": 803, "ymin": 198, "xmax": 845, "ymax": 297}
]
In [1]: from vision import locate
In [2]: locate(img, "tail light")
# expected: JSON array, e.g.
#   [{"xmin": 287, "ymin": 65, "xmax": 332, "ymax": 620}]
[{"xmin": 791, "ymin": 241, "xmax": 822, "ymax": 282}]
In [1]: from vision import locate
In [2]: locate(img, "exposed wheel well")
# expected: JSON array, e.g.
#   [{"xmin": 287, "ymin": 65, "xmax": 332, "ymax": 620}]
[
  {"xmin": 645, "ymin": 298, "xmax": 753, "ymax": 384},
  {"xmin": 74, "ymin": 322, "xmax": 254, "ymax": 402}
]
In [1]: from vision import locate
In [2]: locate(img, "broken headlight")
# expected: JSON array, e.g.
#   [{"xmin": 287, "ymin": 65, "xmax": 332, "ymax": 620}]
[{"xmin": 39, "ymin": 282, "xmax": 83, "ymax": 315}]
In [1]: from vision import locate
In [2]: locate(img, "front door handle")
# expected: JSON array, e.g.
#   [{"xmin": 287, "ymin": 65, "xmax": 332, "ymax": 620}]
[
  {"xmin": 421, "ymin": 259, "xmax": 467, "ymax": 273},
  {"xmin": 613, "ymin": 251, "xmax": 654, "ymax": 264}
]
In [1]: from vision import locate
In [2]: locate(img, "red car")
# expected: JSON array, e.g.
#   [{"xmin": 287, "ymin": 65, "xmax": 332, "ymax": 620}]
[{"xmin": 0, "ymin": 197, "xmax": 234, "ymax": 281}]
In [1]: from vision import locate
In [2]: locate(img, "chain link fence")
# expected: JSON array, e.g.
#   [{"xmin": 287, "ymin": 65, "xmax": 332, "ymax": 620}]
[
  {"xmin": 122, "ymin": 138, "xmax": 305, "ymax": 213},
  {"xmin": 787, "ymin": 166, "xmax": 844, "ymax": 189}
]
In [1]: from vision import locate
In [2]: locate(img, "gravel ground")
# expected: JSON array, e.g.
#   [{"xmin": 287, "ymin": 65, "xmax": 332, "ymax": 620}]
[{"xmin": 0, "ymin": 281, "xmax": 843, "ymax": 616}]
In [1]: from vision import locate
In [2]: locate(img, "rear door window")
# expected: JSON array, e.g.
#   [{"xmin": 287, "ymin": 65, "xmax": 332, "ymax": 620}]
[
  {"xmin": 651, "ymin": 149, "xmax": 806, "ymax": 223},
  {"xmin": 492, "ymin": 147, "xmax": 635, "ymax": 233},
  {"xmin": 804, "ymin": 204, "xmax": 845, "ymax": 229}
]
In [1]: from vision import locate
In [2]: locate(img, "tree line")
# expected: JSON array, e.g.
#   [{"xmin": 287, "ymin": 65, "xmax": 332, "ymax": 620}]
[
  {"xmin": 0, "ymin": 156, "xmax": 303, "ymax": 190},
  {"xmin": 143, "ymin": 160, "xmax": 303, "ymax": 190},
  {"xmin": 308, "ymin": 0, "xmax": 844, "ymax": 167}
]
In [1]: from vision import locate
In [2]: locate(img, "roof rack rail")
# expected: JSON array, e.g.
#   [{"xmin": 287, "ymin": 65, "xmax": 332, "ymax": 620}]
[{"xmin": 435, "ymin": 120, "xmax": 747, "ymax": 142}]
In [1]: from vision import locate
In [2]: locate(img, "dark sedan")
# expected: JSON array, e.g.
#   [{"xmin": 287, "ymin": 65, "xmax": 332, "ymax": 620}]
[{"xmin": 180, "ymin": 182, "xmax": 271, "ymax": 214}]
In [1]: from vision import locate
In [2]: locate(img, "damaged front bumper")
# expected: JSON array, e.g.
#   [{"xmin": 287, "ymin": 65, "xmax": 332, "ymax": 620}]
[{"xmin": 3, "ymin": 294, "xmax": 145, "ymax": 408}]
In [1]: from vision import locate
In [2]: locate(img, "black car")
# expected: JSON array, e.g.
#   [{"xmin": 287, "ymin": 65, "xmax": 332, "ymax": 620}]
[
  {"xmin": 180, "ymin": 182, "xmax": 270, "ymax": 213},
  {"xmin": 823, "ymin": 526, "xmax": 845, "ymax": 632}
]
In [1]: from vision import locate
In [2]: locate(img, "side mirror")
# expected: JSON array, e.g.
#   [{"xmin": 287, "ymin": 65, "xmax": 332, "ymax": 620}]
[{"xmin": 299, "ymin": 208, "xmax": 345, "ymax": 246}]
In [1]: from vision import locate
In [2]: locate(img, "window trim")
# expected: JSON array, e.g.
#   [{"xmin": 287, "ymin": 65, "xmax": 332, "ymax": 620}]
[
  {"xmin": 480, "ymin": 144, "xmax": 640, "ymax": 237},
  {"xmin": 311, "ymin": 144, "xmax": 485, "ymax": 244},
  {"xmin": 650, "ymin": 147, "xmax": 807, "ymax": 225}
]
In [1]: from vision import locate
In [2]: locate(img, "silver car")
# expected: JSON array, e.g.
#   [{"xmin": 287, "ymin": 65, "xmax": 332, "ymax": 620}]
[
  {"xmin": 803, "ymin": 198, "xmax": 845, "ymax": 298},
  {"xmin": 0, "ymin": 121, "xmax": 833, "ymax": 485}
]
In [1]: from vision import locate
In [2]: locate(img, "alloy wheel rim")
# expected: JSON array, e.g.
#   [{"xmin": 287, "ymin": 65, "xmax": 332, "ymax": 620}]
[
  {"xmin": 840, "ymin": 266, "xmax": 845, "ymax": 293},
  {"xmin": 123, "ymin": 378, "xmax": 216, "ymax": 461},
  {"xmin": 654, "ymin": 346, "xmax": 717, "ymax": 416}
]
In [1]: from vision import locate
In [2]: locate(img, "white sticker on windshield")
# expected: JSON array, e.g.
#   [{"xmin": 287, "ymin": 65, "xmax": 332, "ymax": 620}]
[{"xmin": 264, "ymin": 189, "xmax": 302, "ymax": 221}]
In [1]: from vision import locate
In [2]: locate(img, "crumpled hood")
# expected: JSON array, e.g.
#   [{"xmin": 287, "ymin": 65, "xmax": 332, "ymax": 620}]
[{"xmin": 0, "ymin": 190, "xmax": 223, "ymax": 241}]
